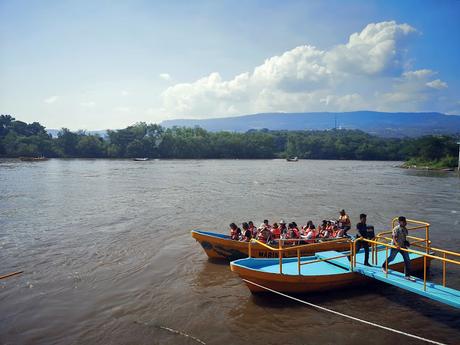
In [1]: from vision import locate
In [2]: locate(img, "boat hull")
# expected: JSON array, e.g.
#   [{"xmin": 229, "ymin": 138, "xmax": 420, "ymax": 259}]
[
  {"xmin": 230, "ymin": 252, "xmax": 431, "ymax": 294},
  {"xmin": 191, "ymin": 230, "xmax": 351, "ymax": 261}
]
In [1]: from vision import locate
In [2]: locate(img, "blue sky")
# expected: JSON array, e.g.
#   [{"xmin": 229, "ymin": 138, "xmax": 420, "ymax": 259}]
[{"xmin": 1, "ymin": 0, "xmax": 459, "ymax": 129}]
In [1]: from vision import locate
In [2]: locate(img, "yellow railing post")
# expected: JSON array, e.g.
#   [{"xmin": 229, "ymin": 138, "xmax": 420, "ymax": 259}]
[
  {"xmin": 423, "ymin": 255, "xmax": 427, "ymax": 291},
  {"xmin": 297, "ymin": 249, "xmax": 301, "ymax": 275},
  {"xmin": 279, "ymin": 239, "xmax": 283, "ymax": 274},
  {"xmin": 349, "ymin": 241, "xmax": 353, "ymax": 272},
  {"xmin": 425, "ymin": 225, "xmax": 430, "ymax": 254},
  {"xmin": 443, "ymin": 252, "xmax": 446, "ymax": 287},
  {"xmin": 374, "ymin": 241, "xmax": 378, "ymax": 266},
  {"xmin": 353, "ymin": 240, "xmax": 357, "ymax": 268},
  {"xmin": 385, "ymin": 246, "xmax": 388, "ymax": 278}
]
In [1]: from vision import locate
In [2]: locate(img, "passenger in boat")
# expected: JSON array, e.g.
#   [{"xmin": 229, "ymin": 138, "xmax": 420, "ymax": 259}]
[
  {"xmin": 241, "ymin": 222, "xmax": 252, "ymax": 242},
  {"xmin": 332, "ymin": 223, "xmax": 344, "ymax": 238},
  {"xmin": 229, "ymin": 223, "xmax": 242, "ymax": 241},
  {"xmin": 271, "ymin": 223, "xmax": 281, "ymax": 239},
  {"xmin": 288, "ymin": 222, "xmax": 300, "ymax": 239},
  {"xmin": 382, "ymin": 216, "xmax": 414, "ymax": 281},
  {"xmin": 279, "ymin": 220, "xmax": 287, "ymax": 239},
  {"xmin": 248, "ymin": 221, "xmax": 257, "ymax": 237},
  {"xmin": 257, "ymin": 226, "xmax": 272, "ymax": 244},
  {"xmin": 287, "ymin": 222, "xmax": 300, "ymax": 245},
  {"xmin": 326, "ymin": 220, "xmax": 334, "ymax": 233},
  {"xmin": 338, "ymin": 209, "xmax": 352, "ymax": 235},
  {"xmin": 303, "ymin": 220, "xmax": 315, "ymax": 234},
  {"xmin": 319, "ymin": 220, "xmax": 330, "ymax": 238},
  {"xmin": 302, "ymin": 222, "xmax": 316, "ymax": 242},
  {"xmin": 355, "ymin": 214, "xmax": 372, "ymax": 266},
  {"xmin": 263, "ymin": 219, "xmax": 272, "ymax": 230}
]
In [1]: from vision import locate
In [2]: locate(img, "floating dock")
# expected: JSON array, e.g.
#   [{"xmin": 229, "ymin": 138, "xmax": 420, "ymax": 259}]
[{"xmin": 317, "ymin": 250, "xmax": 460, "ymax": 309}]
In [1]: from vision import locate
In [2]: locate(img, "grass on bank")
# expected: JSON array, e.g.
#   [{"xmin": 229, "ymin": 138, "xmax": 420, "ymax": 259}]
[{"xmin": 403, "ymin": 155, "xmax": 458, "ymax": 169}]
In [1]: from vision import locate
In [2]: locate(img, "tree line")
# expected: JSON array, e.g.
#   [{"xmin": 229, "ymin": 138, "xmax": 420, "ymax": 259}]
[{"xmin": 0, "ymin": 114, "xmax": 458, "ymax": 166}]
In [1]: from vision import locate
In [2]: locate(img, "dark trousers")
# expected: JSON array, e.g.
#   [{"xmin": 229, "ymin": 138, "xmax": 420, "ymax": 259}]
[
  {"xmin": 382, "ymin": 247, "xmax": 411, "ymax": 277},
  {"xmin": 355, "ymin": 240, "xmax": 369, "ymax": 265}
]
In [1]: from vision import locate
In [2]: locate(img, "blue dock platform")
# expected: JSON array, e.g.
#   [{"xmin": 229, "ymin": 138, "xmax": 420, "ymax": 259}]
[{"xmin": 317, "ymin": 250, "xmax": 460, "ymax": 309}]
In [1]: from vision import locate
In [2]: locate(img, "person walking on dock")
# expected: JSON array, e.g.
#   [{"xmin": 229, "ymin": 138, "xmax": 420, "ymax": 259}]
[
  {"xmin": 381, "ymin": 216, "xmax": 415, "ymax": 281},
  {"xmin": 355, "ymin": 213, "xmax": 374, "ymax": 266}
]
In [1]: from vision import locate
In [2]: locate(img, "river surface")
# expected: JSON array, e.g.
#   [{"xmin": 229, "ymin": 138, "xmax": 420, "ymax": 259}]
[{"xmin": 0, "ymin": 159, "xmax": 459, "ymax": 345}]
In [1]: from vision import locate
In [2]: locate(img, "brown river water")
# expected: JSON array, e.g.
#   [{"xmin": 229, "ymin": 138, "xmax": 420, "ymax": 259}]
[{"xmin": 0, "ymin": 159, "xmax": 459, "ymax": 345}]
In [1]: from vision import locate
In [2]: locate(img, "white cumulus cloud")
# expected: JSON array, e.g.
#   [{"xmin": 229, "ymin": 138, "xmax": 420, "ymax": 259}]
[
  {"xmin": 378, "ymin": 69, "xmax": 449, "ymax": 111},
  {"xmin": 325, "ymin": 21, "xmax": 416, "ymax": 76},
  {"xmin": 426, "ymin": 79, "xmax": 448, "ymax": 90},
  {"xmin": 161, "ymin": 21, "xmax": 449, "ymax": 117}
]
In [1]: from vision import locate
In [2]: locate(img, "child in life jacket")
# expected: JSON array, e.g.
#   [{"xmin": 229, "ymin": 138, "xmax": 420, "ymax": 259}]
[
  {"xmin": 319, "ymin": 220, "xmax": 330, "ymax": 238},
  {"xmin": 229, "ymin": 223, "xmax": 241, "ymax": 240},
  {"xmin": 241, "ymin": 222, "xmax": 252, "ymax": 242},
  {"xmin": 303, "ymin": 222, "xmax": 317, "ymax": 242},
  {"xmin": 248, "ymin": 221, "xmax": 257, "ymax": 238},
  {"xmin": 271, "ymin": 222, "xmax": 281, "ymax": 239}
]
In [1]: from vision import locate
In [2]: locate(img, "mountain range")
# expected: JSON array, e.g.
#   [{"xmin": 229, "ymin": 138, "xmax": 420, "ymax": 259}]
[{"xmin": 160, "ymin": 111, "xmax": 460, "ymax": 137}]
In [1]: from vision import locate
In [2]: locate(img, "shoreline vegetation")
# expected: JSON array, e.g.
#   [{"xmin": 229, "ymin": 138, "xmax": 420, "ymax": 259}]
[
  {"xmin": 1, "ymin": 114, "xmax": 459, "ymax": 169},
  {"xmin": 401, "ymin": 157, "xmax": 458, "ymax": 171}
]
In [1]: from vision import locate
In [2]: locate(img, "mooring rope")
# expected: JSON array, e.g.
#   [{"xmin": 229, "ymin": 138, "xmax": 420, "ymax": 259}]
[
  {"xmin": 158, "ymin": 325, "xmax": 206, "ymax": 345},
  {"xmin": 243, "ymin": 279, "xmax": 447, "ymax": 345},
  {"xmin": 134, "ymin": 321, "xmax": 206, "ymax": 345}
]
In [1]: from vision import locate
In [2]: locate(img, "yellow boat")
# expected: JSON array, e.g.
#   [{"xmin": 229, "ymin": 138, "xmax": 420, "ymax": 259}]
[{"xmin": 191, "ymin": 229, "xmax": 350, "ymax": 261}]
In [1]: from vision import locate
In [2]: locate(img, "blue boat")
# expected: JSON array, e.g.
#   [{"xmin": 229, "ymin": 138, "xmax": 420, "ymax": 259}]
[
  {"xmin": 230, "ymin": 246, "xmax": 428, "ymax": 294},
  {"xmin": 231, "ymin": 240, "xmax": 460, "ymax": 309}
]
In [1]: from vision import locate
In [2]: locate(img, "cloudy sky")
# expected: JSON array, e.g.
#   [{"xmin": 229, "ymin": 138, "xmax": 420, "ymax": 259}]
[{"xmin": 1, "ymin": 0, "xmax": 459, "ymax": 130}]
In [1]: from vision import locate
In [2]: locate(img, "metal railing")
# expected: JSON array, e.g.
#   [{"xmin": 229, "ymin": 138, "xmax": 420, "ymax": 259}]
[
  {"xmin": 353, "ymin": 236, "xmax": 460, "ymax": 291},
  {"xmin": 248, "ymin": 219, "xmax": 460, "ymax": 293},
  {"xmin": 248, "ymin": 238, "xmax": 353, "ymax": 275}
]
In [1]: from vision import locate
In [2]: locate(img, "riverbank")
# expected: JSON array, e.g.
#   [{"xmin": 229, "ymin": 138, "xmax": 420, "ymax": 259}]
[{"xmin": 402, "ymin": 156, "xmax": 458, "ymax": 171}]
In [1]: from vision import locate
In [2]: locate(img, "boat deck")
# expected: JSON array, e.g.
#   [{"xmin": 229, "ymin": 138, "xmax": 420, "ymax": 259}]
[
  {"xmin": 253, "ymin": 248, "xmax": 417, "ymax": 276},
  {"xmin": 317, "ymin": 250, "xmax": 460, "ymax": 309}
]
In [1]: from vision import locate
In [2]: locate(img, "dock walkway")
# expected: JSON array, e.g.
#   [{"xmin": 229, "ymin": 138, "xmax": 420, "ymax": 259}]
[{"xmin": 317, "ymin": 250, "xmax": 460, "ymax": 309}]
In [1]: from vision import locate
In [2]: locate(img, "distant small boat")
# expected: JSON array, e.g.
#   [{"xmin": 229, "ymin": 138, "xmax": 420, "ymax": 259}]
[
  {"xmin": 286, "ymin": 157, "xmax": 298, "ymax": 162},
  {"xmin": 19, "ymin": 156, "xmax": 48, "ymax": 161},
  {"xmin": 133, "ymin": 158, "xmax": 149, "ymax": 161}
]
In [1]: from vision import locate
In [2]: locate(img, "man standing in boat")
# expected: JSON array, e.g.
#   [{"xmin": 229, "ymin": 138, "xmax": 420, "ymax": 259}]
[
  {"xmin": 382, "ymin": 216, "xmax": 415, "ymax": 281},
  {"xmin": 338, "ymin": 209, "xmax": 351, "ymax": 236}
]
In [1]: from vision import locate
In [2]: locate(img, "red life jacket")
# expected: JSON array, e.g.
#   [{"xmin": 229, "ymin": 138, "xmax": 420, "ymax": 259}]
[
  {"xmin": 271, "ymin": 227, "xmax": 281, "ymax": 239},
  {"xmin": 292, "ymin": 228, "xmax": 300, "ymax": 239},
  {"xmin": 258, "ymin": 230, "xmax": 268, "ymax": 243}
]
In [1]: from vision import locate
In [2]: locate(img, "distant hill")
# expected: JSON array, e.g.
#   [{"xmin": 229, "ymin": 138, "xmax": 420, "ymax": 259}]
[{"xmin": 161, "ymin": 111, "xmax": 460, "ymax": 137}]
